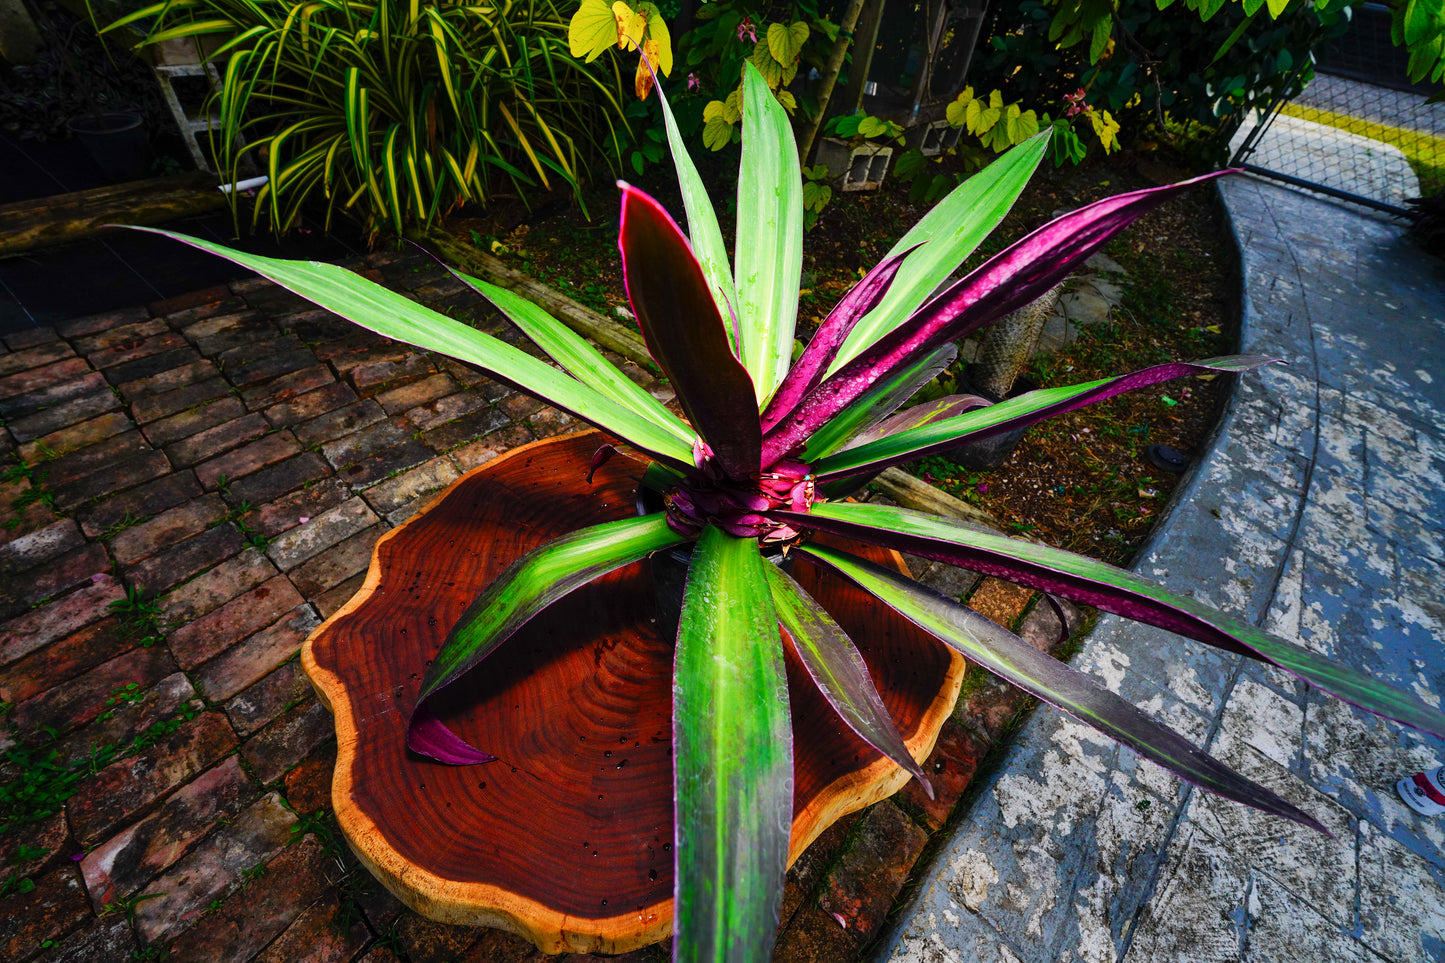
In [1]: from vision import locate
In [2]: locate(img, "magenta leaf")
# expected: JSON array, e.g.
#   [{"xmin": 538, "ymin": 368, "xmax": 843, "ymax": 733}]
[
  {"xmin": 408, "ymin": 704, "xmax": 497, "ymax": 765},
  {"xmin": 811, "ymin": 357, "xmax": 1274, "ymax": 480},
  {"xmin": 762, "ymin": 246, "xmax": 919, "ymax": 432},
  {"xmin": 779, "ymin": 502, "xmax": 1445, "ymax": 740},
  {"xmin": 903, "ymin": 170, "xmax": 1238, "ymax": 349},
  {"xmin": 619, "ymin": 184, "xmax": 762, "ymax": 480},
  {"xmin": 760, "ymin": 171, "xmax": 1235, "ymax": 464},
  {"xmin": 795, "ymin": 543, "xmax": 1329, "ymax": 834}
]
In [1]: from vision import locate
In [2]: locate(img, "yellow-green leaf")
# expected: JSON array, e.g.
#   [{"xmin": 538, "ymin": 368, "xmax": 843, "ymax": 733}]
[
  {"xmin": 703, "ymin": 116, "xmax": 734, "ymax": 150},
  {"xmin": 613, "ymin": 1, "xmax": 646, "ymax": 50},
  {"xmin": 750, "ymin": 41, "xmax": 783, "ymax": 87},
  {"xmin": 568, "ymin": 0, "xmax": 616, "ymax": 60},
  {"xmin": 946, "ymin": 94, "xmax": 969, "ymax": 128},
  {"xmin": 647, "ymin": 8, "xmax": 673, "ymax": 73},
  {"xmin": 788, "ymin": 20, "xmax": 809, "ymax": 52},
  {"xmin": 767, "ymin": 21, "xmax": 797, "ymax": 65}
]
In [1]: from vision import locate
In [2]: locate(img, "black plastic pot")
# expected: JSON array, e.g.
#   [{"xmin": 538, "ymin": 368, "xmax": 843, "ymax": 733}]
[{"xmin": 66, "ymin": 112, "xmax": 150, "ymax": 184}]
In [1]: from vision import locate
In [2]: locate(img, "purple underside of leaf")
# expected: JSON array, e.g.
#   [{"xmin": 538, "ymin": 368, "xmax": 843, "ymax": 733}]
[
  {"xmin": 814, "ymin": 357, "xmax": 1274, "ymax": 480},
  {"xmin": 760, "ymin": 171, "xmax": 1235, "ymax": 464},
  {"xmin": 776, "ymin": 502, "xmax": 1445, "ymax": 739},
  {"xmin": 762, "ymin": 245, "xmax": 919, "ymax": 432},
  {"xmin": 618, "ymin": 183, "xmax": 761, "ymax": 479},
  {"xmin": 775, "ymin": 504, "xmax": 1258, "ymax": 658},
  {"xmin": 408, "ymin": 704, "xmax": 498, "ymax": 765},
  {"xmin": 794, "ymin": 544, "xmax": 1328, "ymax": 834}
]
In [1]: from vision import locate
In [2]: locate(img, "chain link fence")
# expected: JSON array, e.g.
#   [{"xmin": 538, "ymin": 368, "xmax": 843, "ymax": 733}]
[{"xmin": 1230, "ymin": 3, "xmax": 1444, "ymax": 214}]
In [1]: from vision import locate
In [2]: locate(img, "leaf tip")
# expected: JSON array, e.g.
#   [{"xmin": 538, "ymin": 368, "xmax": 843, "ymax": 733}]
[{"xmin": 407, "ymin": 703, "xmax": 498, "ymax": 766}]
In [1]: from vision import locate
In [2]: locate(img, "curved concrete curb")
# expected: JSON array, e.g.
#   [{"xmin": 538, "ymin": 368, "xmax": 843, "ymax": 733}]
[{"xmin": 877, "ymin": 176, "xmax": 1445, "ymax": 963}]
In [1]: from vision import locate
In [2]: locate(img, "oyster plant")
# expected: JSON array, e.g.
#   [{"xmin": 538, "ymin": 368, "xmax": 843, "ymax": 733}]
[{"xmin": 141, "ymin": 62, "xmax": 1445, "ymax": 963}]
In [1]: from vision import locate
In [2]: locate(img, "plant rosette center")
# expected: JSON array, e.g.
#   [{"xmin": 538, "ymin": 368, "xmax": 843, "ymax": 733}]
[{"xmin": 665, "ymin": 442, "xmax": 815, "ymax": 542}]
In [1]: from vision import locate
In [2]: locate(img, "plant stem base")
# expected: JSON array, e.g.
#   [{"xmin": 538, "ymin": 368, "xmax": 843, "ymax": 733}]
[{"xmin": 302, "ymin": 431, "xmax": 965, "ymax": 954}]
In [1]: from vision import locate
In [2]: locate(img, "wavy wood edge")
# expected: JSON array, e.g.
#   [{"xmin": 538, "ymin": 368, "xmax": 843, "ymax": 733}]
[{"xmin": 301, "ymin": 429, "xmax": 967, "ymax": 954}]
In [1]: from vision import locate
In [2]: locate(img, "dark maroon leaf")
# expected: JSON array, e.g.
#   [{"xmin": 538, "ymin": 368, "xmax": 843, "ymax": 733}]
[{"xmin": 619, "ymin": 184, "xmax": 761, "ymax": 479}]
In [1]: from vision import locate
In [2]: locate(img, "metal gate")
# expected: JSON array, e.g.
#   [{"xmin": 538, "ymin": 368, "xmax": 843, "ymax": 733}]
[{"xmin": 1230, "ymin": 3, "xmax": 1444, "ymax": 215}]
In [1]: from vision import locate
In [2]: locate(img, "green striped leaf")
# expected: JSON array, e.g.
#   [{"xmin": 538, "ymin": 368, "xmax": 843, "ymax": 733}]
[
  {"xmin": 733, "ymin": 62, "xmax": 804, "ymax": 404},
  {"xmin": 409, "ymin": 513, "xmax": 685, "ymax": 764},
  {"xmin": 132, "ymin": 228, "xmax": 697, "ymax": 470},
  {"xmin": 827, "ymin": 133, "xmax": 1049, "ymax": 375},
  {"xmin": 653, "ymin": 54, "xmax": 739, "ymax": 340},
  {"xmin": 448, "ymin": 270, "xmax": 694, "ymax": 445},
  {"xmin": 811, "ymin": 357, "xmax": 1268, "ymax": 480},
  {"xmin": 783, "ymin": 502, "xmax": 1445, "ymax": 739},
  {"xmin": 802, "ymin": 344, "xmax": 958, "ymax": 463},
  {"xmin": 673, "ymin": 526, "xmax": 791, "ymax": 963},
  {"xmin": 796, "ymin": 544, "xmax": 1327, "ymax": 832}
]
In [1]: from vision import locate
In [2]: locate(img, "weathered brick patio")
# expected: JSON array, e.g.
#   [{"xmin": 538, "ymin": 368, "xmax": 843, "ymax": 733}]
[{"xmin": 0, "ymin": 249, "xmax": 1069, "ymax": 963}]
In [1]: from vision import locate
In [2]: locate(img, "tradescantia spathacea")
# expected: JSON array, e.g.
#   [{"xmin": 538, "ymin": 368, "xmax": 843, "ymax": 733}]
[{"xmin": 137, "ymin": 61, "xmax": 1445, "ymax": 963}]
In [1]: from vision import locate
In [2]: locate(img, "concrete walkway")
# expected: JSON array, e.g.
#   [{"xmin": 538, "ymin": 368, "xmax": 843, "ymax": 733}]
[{"xmin": 879, "ymin": 177, "xmax": 1445, "ymax": 961}]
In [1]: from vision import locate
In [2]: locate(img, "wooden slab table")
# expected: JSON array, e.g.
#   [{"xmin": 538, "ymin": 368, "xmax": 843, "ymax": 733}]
[{"xmin": 303, "ymin": 430, "xmax": 966, "ymax": 954}]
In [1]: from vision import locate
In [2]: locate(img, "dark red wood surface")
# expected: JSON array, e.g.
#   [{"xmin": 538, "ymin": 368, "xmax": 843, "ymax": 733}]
[{"xmin": 308, "ymin": 432, "xmax": 955, "ymax": 923}]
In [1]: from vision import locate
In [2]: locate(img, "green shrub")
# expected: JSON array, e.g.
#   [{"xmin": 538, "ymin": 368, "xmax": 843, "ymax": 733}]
[
  {"xmin": 111, "ymin": 0, "xmax": 635, "ymax": 237},
  {"xmin": 976, "ymin": 0, "xmax": 1352, "ymax": 155}
]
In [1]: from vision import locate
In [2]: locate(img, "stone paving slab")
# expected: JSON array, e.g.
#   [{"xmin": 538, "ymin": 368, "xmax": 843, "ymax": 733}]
[
  {"xmin": 878, "ymin": 177, "xmax": 1445, "ymax": 962},
  {"xmin": 0, "ymin": 242, "xmax": 1076, "ymax": 963}
]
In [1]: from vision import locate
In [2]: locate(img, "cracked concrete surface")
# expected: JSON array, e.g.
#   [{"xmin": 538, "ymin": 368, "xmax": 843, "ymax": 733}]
[{"xmin": 878, "ymin": 177, "xmax": 1445, "ymax": 963}]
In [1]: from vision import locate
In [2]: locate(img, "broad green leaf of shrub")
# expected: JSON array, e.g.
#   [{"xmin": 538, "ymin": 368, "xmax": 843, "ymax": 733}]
[
  {"xmin": 945, "ymin": 89, "xmax": 972, "ymax": 128},
  {"xmin": 703, "ymin": 116, "xmax": 734, "ymax": 150},
  {"xmin": 569, "ymin": 0, "xmax": 617, "ymax": 60},
  {"xmin": 857, "ymin": 116, "xmax": 888, "ymax": 138},
  {"xmin": 767, "ymin": 21, "xmax": 800, "ymax": 65},
  {"xmin": 750, "ymin": 42, "xmax": 784, "ymax": 87}
]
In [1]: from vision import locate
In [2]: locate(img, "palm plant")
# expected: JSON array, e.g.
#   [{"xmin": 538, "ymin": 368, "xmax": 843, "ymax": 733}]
[
  {"xmin": 109, "ymin": 0, "xmax": 634, "ymax": 236},
  {"xmin": 138, "ymin": 61, "xmax": 1445, "ymax": 963}
]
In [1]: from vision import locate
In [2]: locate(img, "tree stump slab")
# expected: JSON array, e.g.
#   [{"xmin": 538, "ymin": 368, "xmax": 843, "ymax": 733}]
[{"xmin": 303, "ymin": 430, "xmax": 966, "ymax": 954}]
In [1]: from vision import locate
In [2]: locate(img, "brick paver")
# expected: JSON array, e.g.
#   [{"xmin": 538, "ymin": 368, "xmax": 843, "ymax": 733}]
[{"xmin": 0, "ymin": 247, "xmax": 1062, "ymax": 963}]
